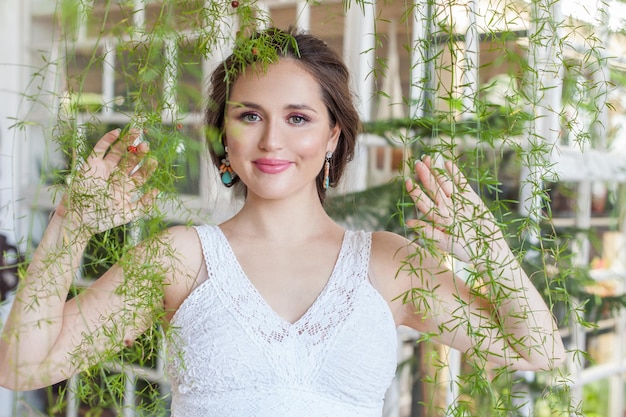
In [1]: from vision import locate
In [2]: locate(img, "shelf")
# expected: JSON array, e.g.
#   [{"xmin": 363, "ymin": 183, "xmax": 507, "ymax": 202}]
[
  {"xmin": 559, "ymin": 317, "xmax": 620, "ymax": 339},
  {"xmin": 567, "ymin": 362, "xmax": 626, "ymax": 388},
  {"xmin": 589, "ymin": 268, "xmax": 626, "ymax": 282},
  {"xmin": 549, "ymin": 216, "xmax": 619, "ymax": 228}
]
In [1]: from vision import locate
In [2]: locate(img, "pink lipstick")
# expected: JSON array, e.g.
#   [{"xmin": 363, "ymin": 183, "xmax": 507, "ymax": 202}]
[{"xmin": 253, "ymin": 159, "xmax": 292, "ymax": 174}]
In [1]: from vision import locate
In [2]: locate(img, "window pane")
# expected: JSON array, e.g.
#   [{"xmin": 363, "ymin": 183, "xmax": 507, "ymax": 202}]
[
  {"xmin": 177, "ymin": 40, "xmax": 205, "ymax": 114},
  {"xmin": 115, "ymin": 41, "xmax": 165, "ymax": 113},
  {"xmin": 88, "ymin": 1, "xmax": 137, "ymax": 38},
  {"xmin": 65, "ymin": 48, "xmax": 105, "ymax": 112}
]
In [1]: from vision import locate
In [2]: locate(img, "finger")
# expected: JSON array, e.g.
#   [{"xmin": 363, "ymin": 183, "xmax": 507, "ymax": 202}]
[
  {"xmin": 444, "ymin": 161, "xmax": 483, "ymax": 206},
  {"xmin": 92, "ymin": 129, "xmax": 122, "ymax": 159},
  {"xmin": 421, "ymin": 155, "xmax": 455, "ymax": 197},
  {"xmin": 135, "ymin": 141, "xmax": 150, "ymax": 154},
  {"xmin": 414, "ymin": 159, "xmax": 449, "ymax": 210},
  {"xmin": 124, "ymin": 134, "xmax": 149, "ymax": 157},
  {"xmin": 130, "ymin": 154, "xmax": 157, "ymax": 181},
  {"xmin": 127, "ymin": 143, "xmax": 154, "ymax": 178},
  {"xmin": 445, "ymin": 160, "xmax": 467, "ymax": 188},
  {"xmin": 431, "ymin": 158, "xmax": 455, "ymax": 198},
  {"xmin": 108, "ymin": 128, "xmax": 142, "ymax": 165},
  {"xmin": 406, "ymin": 178, "xmax": 446, "ymax": 223},
  {"xmin": 405, "ymin": 177, "xmax": 427, "ymax": 210}
]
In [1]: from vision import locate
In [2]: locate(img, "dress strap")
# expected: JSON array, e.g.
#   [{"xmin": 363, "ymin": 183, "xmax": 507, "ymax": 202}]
[{"xmin": 331, "ymin": 230, "xmax": 371, "ymax": 288}]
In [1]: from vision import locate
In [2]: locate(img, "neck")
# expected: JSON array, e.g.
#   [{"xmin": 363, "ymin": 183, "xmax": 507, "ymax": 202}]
[{"xmin": 223, "ymin": 191, "xmax": 337, "ymax": 241}]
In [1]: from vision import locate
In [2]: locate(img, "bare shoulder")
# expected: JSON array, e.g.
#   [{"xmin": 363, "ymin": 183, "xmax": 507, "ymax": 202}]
[
  {"xmin": 163, "ymin": 224, "xmax": 204, "ymax": 261},
  {"xmin": 371, "ymin": 230, "xmax": 413, "ymax": 262},
  {"xmin": 369, "ymin": 231, "xmax": 419, "ymax": 320},
  {"xmin": 370, "ymin": 230, "xmax": 444, "ymax": 279},
  {"xmin": 146, "ymin": 225, "xmax": 206, "ymax": 320},
  {"xmin": 369, "ymin": 231, "xmax": 448, "ymax": 323}
]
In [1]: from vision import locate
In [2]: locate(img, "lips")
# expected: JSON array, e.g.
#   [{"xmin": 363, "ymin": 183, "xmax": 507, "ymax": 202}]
[{"xmin": 252, "ymin": 159, "xmax": 293, "ymax": 174}]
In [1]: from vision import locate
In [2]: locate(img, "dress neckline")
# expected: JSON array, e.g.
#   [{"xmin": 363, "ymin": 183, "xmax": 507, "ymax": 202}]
[{"xmin": 214, "ymin": 225, "xmax": 349, "ymax": 327}]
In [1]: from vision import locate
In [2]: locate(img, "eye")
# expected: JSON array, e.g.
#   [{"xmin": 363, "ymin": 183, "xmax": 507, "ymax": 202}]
[
  {"xmin": 288, "ymin": 114, "xmax": 310, "ymax": 125},
  {"xmin": 240, "ymin": 112, "xmax": 261, "ymax": 122}
]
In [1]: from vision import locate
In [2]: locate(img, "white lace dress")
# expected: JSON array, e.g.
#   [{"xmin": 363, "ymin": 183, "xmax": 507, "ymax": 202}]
[{"xmin": 165, "ymin": 225, "xmax": 398, "ymax": 417}]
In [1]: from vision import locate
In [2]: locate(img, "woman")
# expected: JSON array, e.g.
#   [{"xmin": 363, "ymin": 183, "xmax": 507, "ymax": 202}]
[{"xmin": 0, "ymin": 28, "xmax": 564, "ymax": 416}]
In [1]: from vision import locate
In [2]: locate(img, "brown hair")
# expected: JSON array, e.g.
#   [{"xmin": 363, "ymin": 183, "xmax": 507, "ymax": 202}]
[{"xmin": 205, "ymin": 27, "xmax": 360, "ymax": 204}]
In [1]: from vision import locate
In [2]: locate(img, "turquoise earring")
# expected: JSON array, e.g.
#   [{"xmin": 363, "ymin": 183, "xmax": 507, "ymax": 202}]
[{"xmin": 219, "ymin": 146, "xmax": 236, "ymax": 187}]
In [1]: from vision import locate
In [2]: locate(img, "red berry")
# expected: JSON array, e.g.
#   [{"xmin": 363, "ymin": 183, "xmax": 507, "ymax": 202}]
[
  {"xmin": 176, "ymin": 123, "xmax": 183, "ymax": 130},
  {"xmin": 251, "ymin": 47, "xmax": 258, "ymax": 56},
  {"xmin": 127, "ymin": 145, "xmax": 138, "ymax": 153},
  {"xmin": 231, "ymin": 0, "xmax": 239, "ymax": 7}
]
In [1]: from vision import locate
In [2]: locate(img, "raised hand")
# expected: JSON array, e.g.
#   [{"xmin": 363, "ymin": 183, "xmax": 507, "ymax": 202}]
[
  {"xmin": 405, "ymin": 156, "xmax": 507, "ymax": 265},
  {"xmin": 59, "ymin": 128, "xmax": 158, "ymax": 235}
]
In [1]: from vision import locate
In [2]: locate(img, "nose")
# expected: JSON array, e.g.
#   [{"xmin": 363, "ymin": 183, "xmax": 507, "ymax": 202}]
[{"xmin": 258, "ymin": 118, "xmax": 284, "ymax": 151}]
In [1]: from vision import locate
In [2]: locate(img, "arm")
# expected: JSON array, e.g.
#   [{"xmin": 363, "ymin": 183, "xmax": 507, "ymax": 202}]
[
  {"xmin": 376, "ymin": 156, "xmax": 565, "ymax": 372},
  {"xmin": 0, "ymin": 129, "xmax": 161, "ymax": 390}
]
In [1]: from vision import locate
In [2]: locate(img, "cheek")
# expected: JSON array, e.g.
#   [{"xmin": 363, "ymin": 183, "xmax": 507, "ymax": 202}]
[
  {"xmin": 224, "ymin": 124, "xmax": 247, "ymax": 147},
  {"xmin": 224, "ymin": 122, "xmax": 241, "ymax": 142},
  {"xmin": 296, "ymin": 132, "xmax": 331, "ymax": 158}
]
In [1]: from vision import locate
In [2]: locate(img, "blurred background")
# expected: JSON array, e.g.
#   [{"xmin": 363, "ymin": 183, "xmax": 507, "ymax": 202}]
[{"xmin": 1, "ymin": 0, "xmax": 626, "ymax": 415}]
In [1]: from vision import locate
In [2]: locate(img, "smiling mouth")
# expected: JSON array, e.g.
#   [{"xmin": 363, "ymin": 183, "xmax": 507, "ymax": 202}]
[{"xmin": 252, "ymin": 159, "xmax": 293, "ymax": 174}]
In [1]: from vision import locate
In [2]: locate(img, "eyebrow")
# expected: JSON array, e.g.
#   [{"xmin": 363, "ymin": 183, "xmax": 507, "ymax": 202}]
[{"xmin": 227, "ymin": 101, "xmax": 319, "ymax": 114}]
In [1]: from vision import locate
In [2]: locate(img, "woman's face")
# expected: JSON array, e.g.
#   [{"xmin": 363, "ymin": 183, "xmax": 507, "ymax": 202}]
[{"xmin": 224, "ymin": 59, "xmax": 341, "ymax": 202}]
